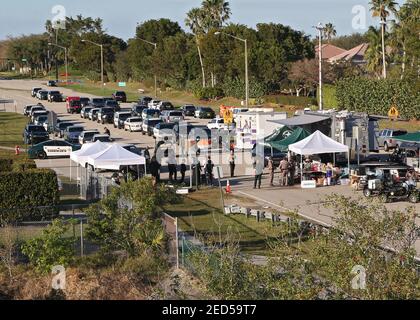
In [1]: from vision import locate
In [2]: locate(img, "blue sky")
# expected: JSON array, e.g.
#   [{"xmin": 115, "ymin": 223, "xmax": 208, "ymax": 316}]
[{"xmin": 0, "ymin": 0, "xmax": 405, "ymax": 41}]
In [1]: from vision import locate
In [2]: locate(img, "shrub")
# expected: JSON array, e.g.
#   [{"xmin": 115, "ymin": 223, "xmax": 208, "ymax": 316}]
[
  {"xmin": 222, "ymin": 78, "xmax": 267, "ymax": 100},
  {"xmin": 0, "ymin": 169, "xmax": 59, "ymax": 223},
  {"xmin": 0, "ymin": 159, "xmax": 13, "ymax": 172},
  {"xmin": 193, "ymin": 86, "xmax": 224, "ymax": 101},
  {"xmin": 21, "ymin": 219, "xmax": 75, "ymax": 274},
  {"xmin": 265, "ymin": 95, "xmax": 317, "ymax": 107},
  {"xmin": 321, "ymin": 84, "xmax": 338, "ymax": 109},
  {"xmin": 335, "ymin": 77, "xmax": 420, "ymax": 119}
]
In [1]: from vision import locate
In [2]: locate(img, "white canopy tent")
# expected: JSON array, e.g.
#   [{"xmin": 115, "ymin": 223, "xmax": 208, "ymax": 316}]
[
  {"xmin": 70, "ymin": 141, "xmax": 111, "ymax": 168},
  {"xmin": 86, "ymin": 144, "xmax": 146, "ymax": 171},
  {"xmin": 288, "ymin": 130, "xmax": 350, "ymax": 182}
]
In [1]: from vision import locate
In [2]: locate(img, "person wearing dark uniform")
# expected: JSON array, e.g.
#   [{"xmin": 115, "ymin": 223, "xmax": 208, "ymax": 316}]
[
  {"xmin": 229, "ymin": 150, "xmax": 236, "ymax": 178},
  {"xmin": 180, "ymin": 161, "xmax": 187, "ymax": 184},
  {"xmin": 205, "ymin": 156, "xmax": 214, "ymax": 186},
  {"xmin": 149, "ymin": 156, "xmax": 161, "ymax": 186}
]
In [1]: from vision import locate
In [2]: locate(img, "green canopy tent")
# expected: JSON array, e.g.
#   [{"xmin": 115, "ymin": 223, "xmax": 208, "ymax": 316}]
[
  {"xmin": 268, "ymin": 127, "xmax": 311, "ymax": 152},
  {"xmin": 264, "ymin": 126, "xmax": 293, "ymax": 143},
  {"xmin": 394, "ymin": 132, "xmax": 420, "ymax": 170}
]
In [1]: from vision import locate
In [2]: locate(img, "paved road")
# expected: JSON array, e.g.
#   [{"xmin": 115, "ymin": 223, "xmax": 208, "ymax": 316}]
[{"xmin": 230, "ymin": 173, "xmax": 420, "ymax": 259}]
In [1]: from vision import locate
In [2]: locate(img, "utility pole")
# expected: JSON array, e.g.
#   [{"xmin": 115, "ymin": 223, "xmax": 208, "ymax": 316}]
[
  {"xmin": 138, "ymin": 38, "xmax": 158, "ymax": 98},
  {"xmin": 380, "ymin": 20, "xmax": 387, "ymax": 79},
  {"xmin": 314, "ymin": 23, "xmax": 324, "ymax": 111},
  {"xmin": 81, "ymin": 39, "xmax": 104, "ymax": 88}
]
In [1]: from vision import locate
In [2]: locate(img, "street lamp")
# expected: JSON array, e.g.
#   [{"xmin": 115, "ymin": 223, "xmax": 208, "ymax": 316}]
[
  {"xmin": 81, "ymin": 39, "xmax": 104, "ymax": 87},
  {"xmin": 379, "ymin": 20, "xmax": 387, "ymax": 79},
  {"xmin": 313, "ymin": 23, "xmax": 324, "ymax": 111},
  {"xmin": 48, "ymin": 43, "xmax": 68, "ymax": 84},
  {"xmin": 138, "ymin": 38, "xmax": 158, "ymax": 98},
  {"xmin": 215, "ymin": 31, "xmax": 249, "ymax": 107}
]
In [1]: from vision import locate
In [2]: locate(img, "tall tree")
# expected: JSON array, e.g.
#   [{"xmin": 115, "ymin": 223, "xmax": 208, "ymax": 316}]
[
  {"xmin": 365, "ymin": 26, "xmax": 383, "ymax": 78},
  {"xmin": 201, "ymin": 0, "xmax": 231, "ymax": 31},
  {"xmin": 323, "ymin": 23, "xmax": 337, "ymax": 43},
  {"xmin": 185, "ymin": 8, "xmax": 207, "ymax": 88},
  {"xmin": 369, "ymin": 0, "xmax": 399, "ymax": 78}
]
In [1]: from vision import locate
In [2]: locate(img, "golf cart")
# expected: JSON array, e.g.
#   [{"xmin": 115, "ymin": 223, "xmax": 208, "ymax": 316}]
[{"xmin": 362, "ymin": 166, "xmax": 419, "ymax": 203}]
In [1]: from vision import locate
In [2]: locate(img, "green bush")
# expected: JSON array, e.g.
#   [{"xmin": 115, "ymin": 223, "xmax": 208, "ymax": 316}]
[
  {"xmin": 0, "ymin": 169, "xmax": 59, "ymax": 223},
  {"xmin": 265, "ymin": 95, "xmax": 317, "ymax": 107},
  {"xmin": 0, "ymin": 159, "xmax": 13, "ymax": 172},
  {"xmin": 194, "ymin": 86, "xmax": 224, "ymax": 101},
  {"xmin": 321, "ymin": 84, "xmax": 338, "ymax": 109},
  {"xmin": 21, "ymin": 219, "xmax": 75, "ymax": 274},
  {"xmin": 335, "ymin": 78, "xmax": 420, "ymax": 119},
  {"xmin": 222, "ymin": 78, "xmax": 267, "ymax": 100}
]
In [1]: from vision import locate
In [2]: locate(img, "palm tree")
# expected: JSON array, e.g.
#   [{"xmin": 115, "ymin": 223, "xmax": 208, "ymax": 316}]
[
  {"xmin": 369, "ymin": 0, "xmax": 398, "ymax": 79},
  {"xmin": 365, "ymin": 27, "xmax": 383, "ymax": 78},
  {"xmin": 201, "ymin": 0, "xmax": 231, "ymax": 31},
  {"xmin": 323, "ymin": 23, "xmax": 337, "ymax": 43},
  {"xmin": 185, "ymin": 8, "xmax": 207, "ymax": 88}
]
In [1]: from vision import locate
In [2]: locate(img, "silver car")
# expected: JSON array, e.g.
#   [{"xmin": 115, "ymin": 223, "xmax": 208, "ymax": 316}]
[{"xmin": 377, "ymin": 129, "xmax": 408, "ymax": 151}]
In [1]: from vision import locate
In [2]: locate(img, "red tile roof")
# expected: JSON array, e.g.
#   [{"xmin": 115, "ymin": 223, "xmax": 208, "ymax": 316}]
[
  {"xmin": 328, "ymin": 43, "xmax": 369, "ymax": 63},
  {"xmin": 315, "ymin": 44, "xmax": 347, "ymax": 60}
]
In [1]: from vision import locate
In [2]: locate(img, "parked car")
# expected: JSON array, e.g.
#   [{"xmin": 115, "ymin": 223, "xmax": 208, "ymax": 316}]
[
  {"xmin": 142, "ymin": 108, "xmax": 161, "ymax": 121},
  {"xmin": 36, "ymin": 90, "xmax": 49, "ymax": 100},
  {"xmin": 78, "ymin": 130, "xmax": 100, "ymax": 145},
  {"xmin": 181, "ymin": 104, "xmax": 196, "ymax": 117},
  {"xmin": 27, "ymin": 105, "xmax": 45, "ymax": 117},
  {"xmin": 124, "ymin": 117, "xmax": 143, "ymax": 132},
  {"xmin": 47, "ymin": 80, "xmax": 57, "ymax": 87},
  {"xmin": 29, "ymin": 106, "xmax": 46, "ymax": 118},
  {"xmin": 156, "ymin": 101, "xmax": 174, "ymax": 111},
  {"xmin": 195, "ymin": 107, "xmax": 216, "ymax": 119},
  {"xmin": 31, "ymin": 88, "xmax": 42, "ymax": 97},
  {"xmin": 28, "ymin": 140, "xmax": 81, "ymax": 160},
  {"xmin": 377, "ymin": 129, "xmax": 408, "ymax": 151},
  {"xmin": 207, "ymin": 118, "xmax": 226, "ymax": 130},
  {"xmin": 120, "ymin": 144, "xmax": 142, "ymax": 155},
  {"xmin": 113, "ymin": 111, "xmax": 132, "ymax": 129},
  {"xmin": 88, "ymin": 108, "xmax": 101, "ymax": 121},
  {"xmin": 148, "ymin": 99, "xmax": 161, "ymax": 109},
  {"xmin": 97, "ymin": 107, "xmax": 115, "ymax": 124},
  {"xmin": 131, "ymin": 104, "xmax": 147, "ymax": 117},
  {"xmin": 104, "ymin": 99, "xmax": 120, "ymax": 111},
  {"xmin": 142, "ymin": 119, "xmax": 163, "ymax": 136},
  {"xmin": 92, "ymin": 134, "xmax": 112, "ymax": 143},
  {"xmin": 33, "ymin": 115, "xmax": 49, "ymax": 126},
  {"xmin": 24, "ymin": 104, "xmax": 40, "ymax": 116},
  {"xmin": 80, "ymin": 97, "xmax": 91, "ymax": 108},
  {"xmin": 54, "ymin": 122, "xmax": 74, "ymax": 138},
  {"xmin": 138, "ymin": 96, "xmax": 153, "ymax": 106},
  {"xmin": 66, "ymin": 97, "xmax": 81, "ymax": 113},
  {"xmin": 153, "ymin": 122, "xmax": 176, "ymax": 141},
  {"xmin": 23, "ymin": 124, "xmax": 49, "ymax": 145},
  {"xmin": 80, "ymin": 106, "xmax": 93, "ymax": 119},
  {"xmin": 112, "ymin": 91, "xmax": 127, "ymax": 103},
  {"xmin": 64, "ymin": 125, "xmax": 84, "ymax": 143},
  {"xmin": 31, "ymin": 110, "xmax": 49, "ymax": 123},
  {"xmin": 47, "ymin": 91, "xmax": 63, "ymax": 102},
  {"xmin": 91, "ymin": 98, "xmax": 105, "ymax": 108},
  {"xmin": 161, "ymin": 110, "xmax": 184, "ymax": 123}
]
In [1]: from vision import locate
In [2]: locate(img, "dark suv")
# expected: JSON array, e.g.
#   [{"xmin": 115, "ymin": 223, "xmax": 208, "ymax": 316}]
[
  {"xmin": 105, "ymin": 99, "xmax": 121, "ymax": 111},
  {"xmin": 112, "ymin": 91, "xmax": 127, "ymax": 103},
  {"xmin": 139, "ymin": 96, "xmax": 153, "ymax": 106},
  {"xmin": 97, "ymin": 107, "xmax": 115, "ymax": 124},
  {"xmin": 23, "ymin": 125, "xmax": 49, "ymax": 145}
]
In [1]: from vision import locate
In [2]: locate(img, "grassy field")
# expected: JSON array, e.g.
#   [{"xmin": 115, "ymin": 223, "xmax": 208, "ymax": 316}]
[
  {"xmin": 0, "ymin": 112, "xmax": 28, "ymax": 148},
  {"xmin": 378, "ymin": 119, "xmax": 420, "ymax": 131},
  {"xmin": 164, "ymin": 188, "xmax": 288, "ymax": 254}
]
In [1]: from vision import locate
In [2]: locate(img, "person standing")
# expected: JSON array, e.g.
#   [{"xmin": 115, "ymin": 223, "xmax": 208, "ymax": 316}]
[
  {"xmin": 180, "ymin": 161, "xmax": 187, "ymax": 184},
  {"xmin": 279, "ymin": 157, "xmax": 289, "ymax": 187},
  {"xmin": 326, "ymin": 163, "xmax": 333, "ymax": 186},
  {"xmin": 229, "ymin": 150, "xmax": 236, "ymax": 178},
  {"xmin": 253, "ymin": 157, "xmax": 264, "ymax": 189},
  {"xmin": 149, "ymin": 156, "xmax": 161, "ymax": 186},
  {"xmin": 205, "ymin": 156, "xmax": 214, "ymax": 186},
  {"xmin": 288, "ymin": 158, "xmax": 296, "ymax": 186},
  {"xmin": 268, "ymin": 157, "xmax": 275, "ymax": 186},
  {"xmin": 103, "ymin": 127, "xmax": 110, "ymax": 137}
]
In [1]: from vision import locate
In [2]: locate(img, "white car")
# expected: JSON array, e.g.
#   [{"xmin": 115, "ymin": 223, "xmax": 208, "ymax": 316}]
[
  {"xmin": 207, "ymin": 118, "xmax": 227, "ymax": 130},
  {"xmin": 113, "ymin": 111, "xmax": 132, "ymax": 129},
  {"xmin": 148, "ymin": 99, "xmax": 161, "ymax": 109},
  {"xmin": 124, "ymin": 117, "xmax": 143, "ymax": 132},
  {"xmin": 78, "ymin": 130, "xmax": 100, "ymax": 144}
]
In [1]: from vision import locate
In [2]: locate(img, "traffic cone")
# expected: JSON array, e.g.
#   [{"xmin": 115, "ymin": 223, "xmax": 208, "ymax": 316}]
[{"xmin": 226, "ymin": 180, "xmax": 232, "ymax": 194}]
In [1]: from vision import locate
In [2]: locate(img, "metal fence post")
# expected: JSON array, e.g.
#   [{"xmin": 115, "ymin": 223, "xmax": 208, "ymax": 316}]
[
  {"xmin": 175, "ymin": 217, "xmax": 179, "ymax": 270},
  {"xmin": 80, "ymin": 220, "xmax": 84, "ymax": 257},
  {"xmin": 181, "ymin": 236, "xmax": 185, "ymax": 267}
]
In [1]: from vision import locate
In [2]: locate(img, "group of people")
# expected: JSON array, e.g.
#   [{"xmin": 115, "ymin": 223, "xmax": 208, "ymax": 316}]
[{"xmin": 257, "ymin": 157, "xmax": 296, "ymax": 189}]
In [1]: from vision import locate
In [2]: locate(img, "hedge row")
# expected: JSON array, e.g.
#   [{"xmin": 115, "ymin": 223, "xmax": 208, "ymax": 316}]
[
  {"xmin": 0, "ymin": 158, "xmax": 36, "ymax": 173},
  {"xmin": 265, "ymin": 95, "xmax": 317, "ymax": 107},
  {"xmin": 335, "ymin": 78, "xmax": 420, "ymax": 119},
  {"xmin": 0, "ymin": 169, "xmax": 59, "ymax": 223}
]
